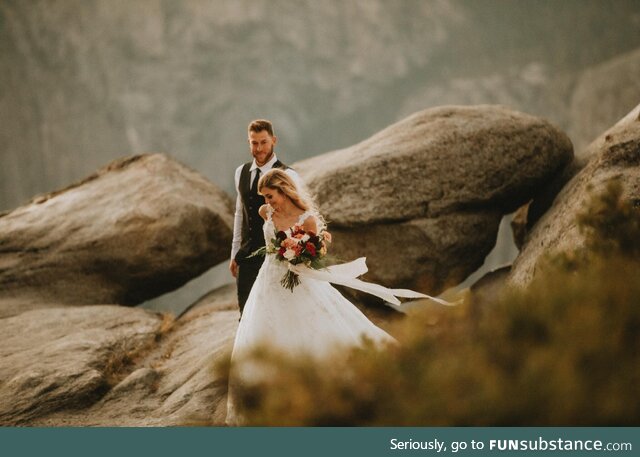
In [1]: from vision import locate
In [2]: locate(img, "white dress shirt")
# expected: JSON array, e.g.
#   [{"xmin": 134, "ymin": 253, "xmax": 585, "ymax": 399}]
[{"xmin": 230, "ymin": 155, "xmax": 301, "ymax": 260}]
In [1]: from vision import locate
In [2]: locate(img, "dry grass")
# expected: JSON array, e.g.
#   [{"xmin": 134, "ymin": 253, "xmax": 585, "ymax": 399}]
[
  {"xmin": 156, "ymin": 311, "xmax": 176, "ymax": 338},
  {"xmin": 102, "ymin": 311, "xmax": 175, "ymax": 387}
]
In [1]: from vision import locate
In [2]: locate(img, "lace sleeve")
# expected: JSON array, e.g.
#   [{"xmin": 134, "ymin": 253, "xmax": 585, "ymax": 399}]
[
  {"xmin": 308, "ymin": 211, "xmax": 327, "ymax": 234},
  {"xmin": 315, "ymin": 213, "xmax": 327, "ymax": 233},
  {"xmin": 297, "ymin": 210, "xmax": 326, "ymax": 234}
]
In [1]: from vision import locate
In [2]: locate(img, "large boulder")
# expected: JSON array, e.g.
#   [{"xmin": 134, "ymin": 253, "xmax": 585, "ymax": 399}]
[
  {"xmin": 509, "ymin": 104, "xmax": 640, "ymax": 287},
  {"xmin": 0, "ymin": 292, "xmax": 239, "ymax": 426},
  {"xmin": 294, "ymin": 106, "xmax": 573, "ymax": 293},
  {"xmin": 0, "ymin": 154, "xmax": 234, "ymax": 318}
]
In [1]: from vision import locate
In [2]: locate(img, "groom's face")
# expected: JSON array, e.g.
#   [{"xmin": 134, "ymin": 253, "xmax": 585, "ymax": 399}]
[{"xmin": 249, "ymin": 130, "xmax": 277, "ymax": 167}]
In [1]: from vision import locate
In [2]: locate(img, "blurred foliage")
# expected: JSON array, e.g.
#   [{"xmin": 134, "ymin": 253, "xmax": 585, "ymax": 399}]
[
  {"xmin": 578, "ymin": 180, "xmax": 640, "ymax": 258},
  {"xmin": 226, "ymin": 180, "xmax": 640, "ymax": 425}
]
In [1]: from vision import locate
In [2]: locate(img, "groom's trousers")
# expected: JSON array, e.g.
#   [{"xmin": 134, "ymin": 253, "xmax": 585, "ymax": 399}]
[{"xmin": 236, "ymin": 256, "xmax": 264, "ymax": 316}]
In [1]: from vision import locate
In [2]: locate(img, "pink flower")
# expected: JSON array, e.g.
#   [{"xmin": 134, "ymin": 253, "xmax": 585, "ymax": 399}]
[{"xmin": 282, "ymin": 238, "xmax": 297, "ymax": 249}]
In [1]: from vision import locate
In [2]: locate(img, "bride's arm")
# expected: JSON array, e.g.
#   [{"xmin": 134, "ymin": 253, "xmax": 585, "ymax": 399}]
[
  {"xmin": 258, "ymin": 204, "xmax": 268, "ymax": 221},
  {"xmin": 302, "ymin": 215, "xmax": 332, "ymax": 241}
]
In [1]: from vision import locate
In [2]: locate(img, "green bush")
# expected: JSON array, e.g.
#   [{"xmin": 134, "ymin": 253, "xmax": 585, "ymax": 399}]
[{"xmin": 228, "ymin": 181, "xmax": 640, "ymax": 425}]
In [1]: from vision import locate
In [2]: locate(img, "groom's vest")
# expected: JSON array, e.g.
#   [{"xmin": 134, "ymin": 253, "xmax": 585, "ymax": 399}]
[{"xmin": 235, "ymin": 160, "xmax": 288, "ymax": 262}]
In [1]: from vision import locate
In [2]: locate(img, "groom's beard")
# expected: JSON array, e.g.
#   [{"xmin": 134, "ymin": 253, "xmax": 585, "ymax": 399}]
[
  {"xmin": 256, "ymin": 146, "xmax": 275, "ymax": 166},
  {"xmin": 264, "ymin": 146, "xmax": 274, "ymax": 161}
]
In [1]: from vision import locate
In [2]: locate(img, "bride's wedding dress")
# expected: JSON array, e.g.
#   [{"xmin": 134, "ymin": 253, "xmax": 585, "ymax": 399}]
[{"xmin": 225, "ymin": 207, "xmax": 435, "ymax": 425}]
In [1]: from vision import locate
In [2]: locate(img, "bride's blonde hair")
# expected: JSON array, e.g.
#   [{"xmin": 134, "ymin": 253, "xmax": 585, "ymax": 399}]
[{"xmin": 258, "ymin": 169, "xmax": 326, "ymax": 229}]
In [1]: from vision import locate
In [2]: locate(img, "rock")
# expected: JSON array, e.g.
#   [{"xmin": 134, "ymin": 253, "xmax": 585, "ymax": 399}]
[
  {"xmin": 328, "ymin": 212, "xmax": 502, "ymax": 294},
  {"xmin": 79, "ymin": 303, "xmax": 237, "ymax": 426},
  {"xmin": 509, "ymin": 103, "xmax": 640, "ymax": 287},
  {"xmin": 0, "ymin": 154, "xmax": 234, "ymax": 318},
  {"xmin": 469, "ymin": 265, "xmax": 512, "ymax": 308},
  {"xmin": 1, "ymin": 301, "xmax": 238, "ymax": 426},
  {"xmin": 107, "ymin": 367, "xmax": 161, "ymax": 395},
  {"xmin": 508, "ymin": 80, "xmax": 639, "ymax": 247},
  {"xmin": 510, "ymin": 203, "xmax": 530, "ymax": 250},
  {"xmin": 150, "ymin": 305, "xmax": 237, "ymax": 426},
  {"xmin": 295, "ymin": 106, "xmax": 573, "ymax": 293},
  {"xmin": 0, "ymin": 306, "xmax": 163, "ymax": 425},
  {"xmin": 510, "ymin": 158, "xmax": 583, "ymax": 249},
  {"xmin": 180, "ymin": 282, "xmax": 239, "ymax": 317},
  {"xmin": 570, "ymin": 47, "xmax": 640, "ymax": 156}
]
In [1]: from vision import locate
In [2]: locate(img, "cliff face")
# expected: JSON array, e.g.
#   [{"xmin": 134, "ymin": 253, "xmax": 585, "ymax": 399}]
[{"xmin": 2, "ymin": 0, "xmax": 640, "ymax": 212}]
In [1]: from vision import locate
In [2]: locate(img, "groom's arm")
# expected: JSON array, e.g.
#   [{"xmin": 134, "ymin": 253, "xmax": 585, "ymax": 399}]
[{"xmin": 229, "ymin": 165, "xmax": 244, "ymax": 277}]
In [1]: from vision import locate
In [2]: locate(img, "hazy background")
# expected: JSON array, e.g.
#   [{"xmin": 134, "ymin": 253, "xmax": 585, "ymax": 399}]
[{"xmin": 2, "ymin": 0, "xmax": 640, "ymax": 312}]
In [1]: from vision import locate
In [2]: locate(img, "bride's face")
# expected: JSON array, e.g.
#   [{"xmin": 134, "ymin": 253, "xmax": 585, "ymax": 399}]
[{"xmin": 263, "ymin": 187, "xmax": 287, "ymax": 211}]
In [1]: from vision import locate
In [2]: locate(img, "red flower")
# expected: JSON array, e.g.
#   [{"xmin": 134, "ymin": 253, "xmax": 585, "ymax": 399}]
[{"xmin": 305, "ymin": 242, "xmax": 316, "ymax": 256}]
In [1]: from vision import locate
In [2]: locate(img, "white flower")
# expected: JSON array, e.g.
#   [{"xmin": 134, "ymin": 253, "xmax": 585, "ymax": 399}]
[
  {"xmin": 283, "ymin": 249, "xmax": 296, "ymax": 260},
  {"xmin": 301, "ymin": 234, "xmax": 310, "ymax": 242}
]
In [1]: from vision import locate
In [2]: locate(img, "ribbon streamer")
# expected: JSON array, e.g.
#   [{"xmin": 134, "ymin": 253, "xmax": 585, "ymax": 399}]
[{"xmin": 288, "ymin": 257, "xmax": 454, "ymax": 306}]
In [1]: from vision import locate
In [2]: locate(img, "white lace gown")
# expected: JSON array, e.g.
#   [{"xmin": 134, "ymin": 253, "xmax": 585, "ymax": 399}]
[{"xmin": 225, "ymin": 209, "xmax": 396, "ymax": 425}]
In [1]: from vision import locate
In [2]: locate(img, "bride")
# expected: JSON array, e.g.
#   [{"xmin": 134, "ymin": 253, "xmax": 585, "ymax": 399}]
[{"xmin": 225, "ymin": 169, "xmax": 439, "ymax": 425}]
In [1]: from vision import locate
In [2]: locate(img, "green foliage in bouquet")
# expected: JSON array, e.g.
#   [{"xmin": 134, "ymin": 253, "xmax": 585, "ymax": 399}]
[{"xmin": 224, "ymin": 180, "xmax": 640, "ymax": 425}]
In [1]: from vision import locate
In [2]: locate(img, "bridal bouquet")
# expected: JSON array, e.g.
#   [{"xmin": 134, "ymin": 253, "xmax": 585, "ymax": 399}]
[{"xmin": 253, "ymin": 224, "xmax": 330, "ymax": 291}]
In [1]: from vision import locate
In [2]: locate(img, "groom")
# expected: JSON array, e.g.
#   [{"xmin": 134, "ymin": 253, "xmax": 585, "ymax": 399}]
[{"xmin": 229, "ymin": 119, "xmax": 301, "ymax": 316}]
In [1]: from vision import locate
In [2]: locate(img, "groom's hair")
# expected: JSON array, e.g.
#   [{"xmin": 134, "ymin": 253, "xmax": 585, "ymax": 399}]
[{"xmin": 248, "ymin": 119, "xmax": 275, "ymax": 137}]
